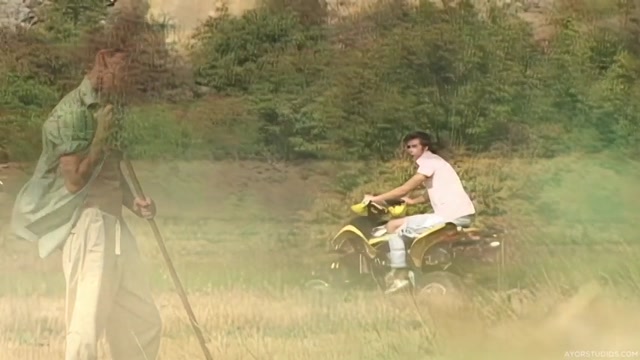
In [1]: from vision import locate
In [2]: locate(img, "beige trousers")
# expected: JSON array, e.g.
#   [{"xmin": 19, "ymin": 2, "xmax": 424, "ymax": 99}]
[{"xmin": 62, "ymin": 207, "xmax": 162, "ymax": 360}]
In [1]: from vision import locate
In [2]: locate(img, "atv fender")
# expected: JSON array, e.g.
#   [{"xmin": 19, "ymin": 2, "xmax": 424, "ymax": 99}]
[
  {"xmin": 408, "ymin": 223, "xmax": 459, "ymax": 268},
  {"xmin": 331, "ymin": 225, "xmax": 377, "ymax": 258}
]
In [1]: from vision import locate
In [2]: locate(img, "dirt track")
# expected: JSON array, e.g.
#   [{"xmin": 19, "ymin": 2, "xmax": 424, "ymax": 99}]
[{"xmin": 0, "ymin": 159, "xmax": 334, "ymax": 218}]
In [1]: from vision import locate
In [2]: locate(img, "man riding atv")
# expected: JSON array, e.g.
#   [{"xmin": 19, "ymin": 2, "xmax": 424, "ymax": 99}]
[{"xmin": 363, "ymin": 131, "xmax": 476, "ymax": 294}]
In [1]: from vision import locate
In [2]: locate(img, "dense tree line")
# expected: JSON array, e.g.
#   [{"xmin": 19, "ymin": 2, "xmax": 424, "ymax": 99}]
[{"xmin": 1, "ymin": 0, "xmax": 639, "ymax": 161}]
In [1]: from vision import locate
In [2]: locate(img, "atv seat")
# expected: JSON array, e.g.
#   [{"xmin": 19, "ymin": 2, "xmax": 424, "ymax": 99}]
[
  {"xmin": 461, "ymin": 227, "xmax": 482, "ymax": 232},
  {"xmin": 450, "ymin": 215, "xmax": 475, "ymax": 229}
]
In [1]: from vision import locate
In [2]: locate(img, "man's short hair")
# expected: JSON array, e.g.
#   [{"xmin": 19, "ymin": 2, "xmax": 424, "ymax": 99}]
[
  {"xmin": 403, "ymin": 131, "xmax": 433, "ymax": 147},
  {"xmin": 104, "ymin": 47, "xmax": 127, "ymax": 55},
  {"xmin": 403, "ymin": 131, "xmax": 442, "ymax": 155}
]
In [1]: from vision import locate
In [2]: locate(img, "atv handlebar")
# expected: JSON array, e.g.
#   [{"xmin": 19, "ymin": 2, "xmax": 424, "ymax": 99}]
[
  {"xmin": 350, "ymin": 197, "xmax": 407, "ymax": 217},
  {"xmin": 366, "ymin": 198, "xmax": 406, "ymax": 209},
  {"xmin": 382, "ymin": 198, "xmax": 405, "ymax": 207}
]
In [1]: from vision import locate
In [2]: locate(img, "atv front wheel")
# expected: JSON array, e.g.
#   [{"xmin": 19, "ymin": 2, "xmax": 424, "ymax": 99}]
[
  {"xmin": 304, "ymin": 279, "xmax": 332, "ymax": 291},
  {"xmin": 413, "ymin": 271, "xmax": 467, "ymax": 298}
]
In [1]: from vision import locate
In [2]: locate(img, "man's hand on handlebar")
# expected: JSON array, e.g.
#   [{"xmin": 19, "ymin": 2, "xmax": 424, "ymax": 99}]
[
  {"xmin": 362, "ymin": 194, "xmax": 375, "ymax": 204},
  {"xmin": 362, "ymin": 195, "xmax": 406, "ymax": 207},
  {"xmin": 362, "ymin": 195, "xmax": 386, "ymax": 209},
  {"xmin": 400, "ymin": 196, "xmax": 415, "ymax": 205}
]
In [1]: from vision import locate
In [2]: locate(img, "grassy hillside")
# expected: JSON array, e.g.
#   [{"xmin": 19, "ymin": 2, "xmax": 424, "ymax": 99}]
[
  {"xmin": 2, "ymin": 153, "xmax": 638, "ymax": 292},
  {"xmin": 1, "ymin": 0, "xmax": 638, "ymax": 296}
]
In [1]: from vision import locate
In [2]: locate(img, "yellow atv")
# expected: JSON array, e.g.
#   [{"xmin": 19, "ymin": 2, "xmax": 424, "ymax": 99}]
[{"xmin": 305, "ymin": 199, "xmax": 503, "ymax": 296}]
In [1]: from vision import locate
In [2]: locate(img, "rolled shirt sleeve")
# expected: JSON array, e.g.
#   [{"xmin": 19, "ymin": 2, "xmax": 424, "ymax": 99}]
[{"xmin": 44, "ymin": 107, "xmax": 95, "ymax": 157}]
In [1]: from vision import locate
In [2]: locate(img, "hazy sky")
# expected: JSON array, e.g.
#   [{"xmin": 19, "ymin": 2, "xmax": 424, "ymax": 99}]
[{"xmin": 147, "ymin": 0, "xmax": 258, "ymax": 38}]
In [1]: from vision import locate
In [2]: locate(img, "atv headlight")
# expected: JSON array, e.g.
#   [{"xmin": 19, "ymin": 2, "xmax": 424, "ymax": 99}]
[
  {"xmin": 350, "ymin": 203, "xmax": 367, "ymax": 215},
  {"xmin": 387, "ymin": 204, "xmax": 407, "ymax": 217}
]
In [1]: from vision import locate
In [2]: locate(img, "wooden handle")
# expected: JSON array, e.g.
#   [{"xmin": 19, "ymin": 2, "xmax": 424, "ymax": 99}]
[
  {"xmin": 122, "ymin": 154, "xmax": 146, "ymax": 199},
  {"xmin": 121, "ymin": 154, "xmax": 213, "ymax": 360}
]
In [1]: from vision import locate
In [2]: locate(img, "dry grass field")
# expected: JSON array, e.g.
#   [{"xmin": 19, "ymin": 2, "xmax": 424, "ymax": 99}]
[
  {"xmin": 2, "ymin": 283, "xmax": 640, "ymax": 360},
  {"xmin": 1, "ymin": 156, "xmax": 639, "ymax": 359}
]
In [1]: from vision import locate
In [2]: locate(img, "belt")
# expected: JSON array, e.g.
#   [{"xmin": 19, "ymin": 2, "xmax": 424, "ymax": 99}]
[{"xmin": 101, "ymin": 210, "xmax": 122, "ymax": 256}]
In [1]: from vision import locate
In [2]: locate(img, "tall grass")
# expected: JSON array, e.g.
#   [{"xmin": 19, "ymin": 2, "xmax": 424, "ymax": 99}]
[{"xmin": 1, "ymin": 155, "xmax": 638, "ymax": 359}]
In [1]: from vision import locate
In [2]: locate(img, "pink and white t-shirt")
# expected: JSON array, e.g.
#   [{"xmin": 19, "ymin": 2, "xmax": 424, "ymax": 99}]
[{"xmin": 415, "ymin": 151, "xmax": 476, "ymax": 221}]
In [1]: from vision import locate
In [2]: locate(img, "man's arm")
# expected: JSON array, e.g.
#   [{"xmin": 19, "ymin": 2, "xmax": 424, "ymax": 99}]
[
  {"xmin": 57, "ymin": 105, "xmax": 114, "ymax": 194},
  {"xmin": 371, "ymin": 174, "xmax": 427, "ymax": 203},
  {"xmin": 59, "ymin": 142, "xmax": 107, "ymax": 194},
  {"xmin": 403, "ymin": 194, "xmax": 427, "ymax": 205}
]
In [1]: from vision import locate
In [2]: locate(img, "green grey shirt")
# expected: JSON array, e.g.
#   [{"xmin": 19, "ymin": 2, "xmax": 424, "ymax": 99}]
[{"xmin": 10, "ymin": 77, "xmax": 106, "ymax": 258}]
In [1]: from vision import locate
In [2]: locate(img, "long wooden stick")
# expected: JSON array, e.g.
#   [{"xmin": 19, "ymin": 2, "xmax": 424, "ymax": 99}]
[{"xmin": 122, "ymin": 156, "xmax": 213, "ymax": 360}]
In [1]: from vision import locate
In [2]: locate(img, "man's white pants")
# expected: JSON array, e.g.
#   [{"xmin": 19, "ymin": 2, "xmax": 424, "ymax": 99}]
[
  {"xmin": 388, "ymin": 213, "xmax": 474, "ymax": 269},
  {"xmin": 62, "ymin": 207, "xmax": 162, "ymax": 360}
]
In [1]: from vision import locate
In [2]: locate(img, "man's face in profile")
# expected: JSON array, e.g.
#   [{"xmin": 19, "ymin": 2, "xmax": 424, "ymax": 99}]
[{"xmin": 101, "ymin": 52, "xmax": 129, "ymax": 96}]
